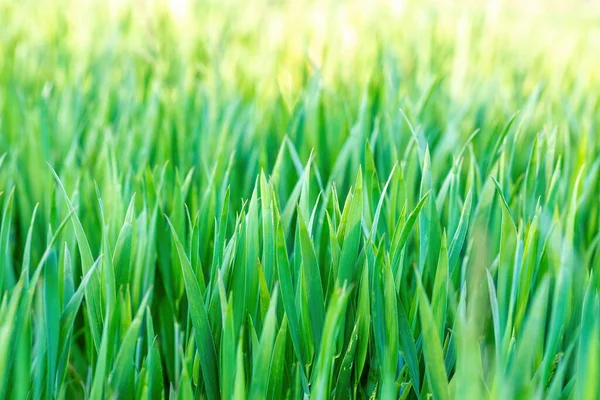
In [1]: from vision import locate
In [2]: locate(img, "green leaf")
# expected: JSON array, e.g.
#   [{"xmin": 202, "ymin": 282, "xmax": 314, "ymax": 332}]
[
  {"xmin": 297, "ymin": 209, "xmax": 325, "ymax": 350},
  {"xmin": 432, "ymin": 232, "xmax": 449, "ymax": 339},
  {"xmin": 447, "ymin": 189, "xmax": 472, "ymax": 273},
  {"xmin": 397, "ymin": 298, "xmax": 420, "ymax": 396},
  {"xmin": 249, "ymin": 286, "xmax": 279, "ymax": 399},
  {"xmin": 334, "ymin": 320, "xmax": 359, "ymax": 400},
  {"xmin": 391, "ymin": 191, "xmax": 431, "ymax": 271},
  {"xmin": 337, "ymin": 169, "xmax": 363, "ymax": 286},
  {"xmin": 274, "ymin": 217, "xmax": 305, "ymax": 371},
  {"xmin": 417, "ymin": 275, "xmax": 449, "ymax": 400},
  {"xmin": 166, "ymin": 215, "xmax": 219, "ymax": 400},
  {"xmin": 419, "ymin": 148, "xmax": 432, "ymax": 272},
  {"xmin": 110, "ymin": 291, "xmax": 152, "ymax": 398},
  {"xmin": 0, "ymin": 187, "xmax": 15, "ymax": 291},
  {"xmin": 50, "ymin": 165, "xmax": 103, "ymax": 350},
  {"xmin": 267, "ymin": 317, "xmax": 288, "ymax": 400},
  {"xmin": 311, "ymin": 287, "xmax": 351, "ymax": 399}
]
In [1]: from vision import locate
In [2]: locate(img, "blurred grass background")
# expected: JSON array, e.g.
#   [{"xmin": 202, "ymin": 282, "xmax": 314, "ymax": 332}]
[{"xmin": 2, "ymin": 0, "xmax": 599, "ymax": 215}]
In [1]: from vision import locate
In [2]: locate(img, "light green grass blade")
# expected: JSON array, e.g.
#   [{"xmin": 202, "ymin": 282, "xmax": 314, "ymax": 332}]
[
  {"xmin": 447, "ymin": 189, "xmax": 472, "ymax": 273},
  {"xmin": 249, "ymin": 286, "xmax": 279, "ymax": 399},
  {"xmin": 0, "ymin": 281, "xmax": 24, "ymax": 397},
  {"xmin": 419, "ymin": 148, "xmax": 432, "ymax": 273},
  {"xmin": 50, "ymin": 165, "xmax": 103, "ymax": 350},
  {"xmin": 234, "ymin": 333, "xmax": 247, "ymax": 400},
  {"xmin": 432, "ymin": 232, "xmax": 449, "ymax": 342},
  {"xmin": 311, "ymin": 287, "xmax": 351, "ymax": 399},
  {"xmin": 391, "ymin": 191, "xmax": 431, "ymax": 271},
  {"xmin": 417, "ymin": 275, "xmax": 449, "ymax": 400},
  {"xmin": 337, "ymin": 169, "xmax": 363, "ymax": 286},
  {"xmin": 0, "ymin": 187, "xmax": 15, "ymax": 291},
  {"xmin": 44, "ymin": 249, "xmax": 60, "ymax": 398}
]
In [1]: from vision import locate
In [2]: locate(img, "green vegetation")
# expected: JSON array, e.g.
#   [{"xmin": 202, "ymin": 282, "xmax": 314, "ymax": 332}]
[{"xmin": 1, "ymin": 0, "xmax": 600, "ymax": 398}]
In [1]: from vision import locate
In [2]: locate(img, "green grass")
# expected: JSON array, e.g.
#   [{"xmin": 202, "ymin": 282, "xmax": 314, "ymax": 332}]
[{"xmin": 1, "ymin": 0, "xmax": 600, "ymax": 398}]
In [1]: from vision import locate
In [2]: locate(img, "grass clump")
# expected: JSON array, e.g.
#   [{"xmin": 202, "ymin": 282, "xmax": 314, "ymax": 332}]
[{"xmin": 1, "ymin": 0, "xmax": 600, "ymax": 398}]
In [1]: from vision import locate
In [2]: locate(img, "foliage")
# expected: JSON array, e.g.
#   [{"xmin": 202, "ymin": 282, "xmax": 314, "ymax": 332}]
[{"xmin": 1, "ymin": 0, "xmax": 599, "ymax": 398}]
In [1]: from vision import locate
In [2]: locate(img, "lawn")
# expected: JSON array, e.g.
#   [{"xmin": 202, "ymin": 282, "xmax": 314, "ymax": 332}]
[{"xmin": 1, "ymin": 0, "xmax": 599, "ymax": 398}]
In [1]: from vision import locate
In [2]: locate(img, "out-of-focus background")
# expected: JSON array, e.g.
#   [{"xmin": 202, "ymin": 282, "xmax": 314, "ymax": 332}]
[{"xmin": 2, "ymin": 0, "xmax": 600, "ymax": 245}]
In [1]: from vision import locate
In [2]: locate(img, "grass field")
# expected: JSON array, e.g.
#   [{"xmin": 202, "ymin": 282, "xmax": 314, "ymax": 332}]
[{"xmin": 1, "ymin": 0, "xmax": 600, "ymax": 398}]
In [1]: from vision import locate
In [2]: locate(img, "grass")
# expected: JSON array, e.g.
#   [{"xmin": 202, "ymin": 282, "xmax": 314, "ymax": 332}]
[{"xmin": 1, "ymin": 0, "xmax": 600, "ymax": 398}]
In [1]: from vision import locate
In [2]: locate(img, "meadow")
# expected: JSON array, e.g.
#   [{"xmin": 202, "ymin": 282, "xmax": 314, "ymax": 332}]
[{"xmin": 1, "ymin": 0, "xmax": 600, "ymax": 398}]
